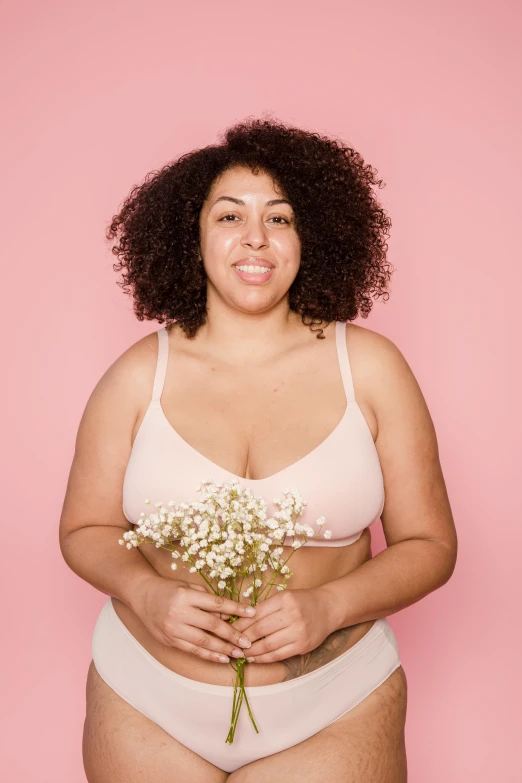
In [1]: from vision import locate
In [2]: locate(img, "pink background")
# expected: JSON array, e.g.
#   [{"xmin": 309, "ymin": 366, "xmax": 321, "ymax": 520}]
[{"xmin": 2, "ymin": 1, "xmax": 521, "ymax": 780}]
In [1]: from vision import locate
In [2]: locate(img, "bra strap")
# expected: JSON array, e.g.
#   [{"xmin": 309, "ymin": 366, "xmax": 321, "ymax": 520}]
[
  {"xmin": 151, "ymin": 327, "xmax": 169, "ymax": 402},
  {"xmin": 335, "ymin": 321, "xmax": 356, "ymax": 402}
]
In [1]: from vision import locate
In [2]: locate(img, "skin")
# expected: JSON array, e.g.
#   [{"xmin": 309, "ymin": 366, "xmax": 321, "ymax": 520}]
[{"xmin": 71, "ymin": 165, "xmax": 456, "ymax": 781}]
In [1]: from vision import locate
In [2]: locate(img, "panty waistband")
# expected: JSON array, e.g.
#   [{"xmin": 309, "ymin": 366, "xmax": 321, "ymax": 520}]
[{"xmin": 103, "ymin": 597, "xmax": 398, "ymax": 696}]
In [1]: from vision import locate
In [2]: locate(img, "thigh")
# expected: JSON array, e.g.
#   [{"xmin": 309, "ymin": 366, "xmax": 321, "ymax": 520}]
[
  {"xmin": 229, "ymin": 665, "xmax": 408, "ymax": 783},
  {"xmin": 83, "ymin": 660, "xmax": 229, "ymax": 783}
]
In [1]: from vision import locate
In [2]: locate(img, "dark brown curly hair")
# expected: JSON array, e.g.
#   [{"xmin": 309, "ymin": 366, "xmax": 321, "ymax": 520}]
[{"xmin": 106, "ymin": 115, "xmax": 393, "ymax": 339}]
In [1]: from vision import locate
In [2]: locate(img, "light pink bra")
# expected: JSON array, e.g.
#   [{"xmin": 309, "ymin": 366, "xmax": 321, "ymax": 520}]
[{"xmin": 123, "ymin": 321, "xmax": 385, "ymax": 547}]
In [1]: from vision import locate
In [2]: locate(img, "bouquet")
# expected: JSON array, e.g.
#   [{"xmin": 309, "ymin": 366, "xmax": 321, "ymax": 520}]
[{"xmin": 119, "ymin": 478, "xmax": 331, "ymax": 743}]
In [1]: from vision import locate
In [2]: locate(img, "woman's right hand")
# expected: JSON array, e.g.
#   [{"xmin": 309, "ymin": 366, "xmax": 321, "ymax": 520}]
[{"xmin": 130, "ymin": 576, "xmax": 256, "ymax": 663}]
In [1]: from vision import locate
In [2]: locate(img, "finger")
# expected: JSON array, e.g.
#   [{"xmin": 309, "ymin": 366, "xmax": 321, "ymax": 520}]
[
  {"xmin": 191, "ymin": 591, "xmax": 256, "ymax": 619},
  {"xmin": 188, "ymin": 584, "xmax": 229, "ymax": 618},
  {"xmin": 184, "ymin": 584, "xmax": 229, "ymax": 617},
  {"xmin": 247, "ymin": 641, "xmax": 297, "ymax": 664},
  {"xmin": 173, "ymin": 635, "xmax": 233, "ymax": 665},
  {"xmin": 228, "ymin": 595, "xmax": 284, "ymax": 634},
  {"xmin": 192, "ymin": 609, "xmax": 253, "ymax": 651},
  {"xmin": 210, "ymin": 612, "xmax": 230, "ymax": 620},
  {"xmin": 181, "ymin": 626, "xmax": 248, "ymax": 661},
  {"xmin": 226, "ymin": 602, "xmax": 280, "ymax": 639},
  {"xmin": 184, "ymin": 582, "xmax": 220, "ymax": 612},
  {"xmin": 245, "ymin": 628, "xmax": 293, "ymax": 658},
  {"xmin": 240, "ymin": 611, "xmax": 288, "ymax": 644},
  {"xmin": 239, "ymin": 594, "xmax": 282, "ymax": 622},
  {"xmin": 227, "ymin": 616, "xmax": 255, "ymax": 634}
]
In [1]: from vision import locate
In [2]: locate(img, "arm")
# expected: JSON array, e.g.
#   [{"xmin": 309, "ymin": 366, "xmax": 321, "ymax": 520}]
[
  {"xmin": 59, "ymin": 336, "xmax": 161, "ymax": 614},
  {"xmin": 318, "ymin": 327, "xmax": 458, "ymax": 629},
  {"xmin": 238, "ymin": 326, "xmax": 458, "ymax": 663},
  {"xmin": 319, "ymin": 539, "xmax": 455, "ymax": 631},
  {"xmin": 60, "ymin": 526, "xmax": 161, "ymax": 614}
]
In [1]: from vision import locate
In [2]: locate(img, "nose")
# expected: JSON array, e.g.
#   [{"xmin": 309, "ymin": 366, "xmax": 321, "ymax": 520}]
[{"xmin": 240, "ymin": 216, "xmax": 269, "ymax": 250}]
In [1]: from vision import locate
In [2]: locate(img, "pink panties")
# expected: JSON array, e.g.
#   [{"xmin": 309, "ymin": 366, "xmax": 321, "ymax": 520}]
[{"xmin": 91, "ymin": 597, "xmax": 402, "ymax": 773}]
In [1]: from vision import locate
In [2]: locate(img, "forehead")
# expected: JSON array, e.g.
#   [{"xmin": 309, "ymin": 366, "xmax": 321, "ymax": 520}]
[{"xmin": 206, "ymin": 166, "xmax": 286, "ymax": 202}]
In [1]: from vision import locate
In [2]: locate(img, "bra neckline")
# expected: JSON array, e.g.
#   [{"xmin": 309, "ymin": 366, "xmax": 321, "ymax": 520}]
[
  {"xmin": 140, "ymin": 319, "xmax": 360, "ymax": 485},
  {"xmin": 154, "ymin": 396, "xmax": 353, "ymax": 485}
]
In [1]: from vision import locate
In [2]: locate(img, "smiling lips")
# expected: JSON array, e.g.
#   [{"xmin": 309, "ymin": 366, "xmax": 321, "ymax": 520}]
[
  {"xmin": 233, "ymin": 258, "xmax": 274, "ymax": 284},
  {"xmin": 233, "ymin": 258, "xmax": 274, "ymax": 283},
  {"xmin": 234, "ymin": 256, "xmax": 274, "ymax": 268}
]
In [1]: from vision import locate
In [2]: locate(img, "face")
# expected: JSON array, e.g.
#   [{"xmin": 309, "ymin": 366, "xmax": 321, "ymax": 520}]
[{"xmin": 198, "ymin": 165, "xmax": 301, "ymax": 315}]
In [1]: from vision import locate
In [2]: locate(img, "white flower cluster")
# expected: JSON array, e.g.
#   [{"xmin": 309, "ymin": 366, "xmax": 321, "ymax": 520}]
[{"xmin": 119, "ymin": 478, "xmax": 332, "ymax": 605}]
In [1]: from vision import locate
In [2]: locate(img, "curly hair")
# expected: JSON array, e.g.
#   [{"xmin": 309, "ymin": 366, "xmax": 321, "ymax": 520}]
[{"xmin": 106, "ymin": 114, "xmax": 393, "ymax": 339}]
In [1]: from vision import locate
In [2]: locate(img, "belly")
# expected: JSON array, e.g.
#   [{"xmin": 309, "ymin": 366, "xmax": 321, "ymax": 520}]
[{"xmin": 112, "ymin": 527, "xmax": 377, "ymax": 687}]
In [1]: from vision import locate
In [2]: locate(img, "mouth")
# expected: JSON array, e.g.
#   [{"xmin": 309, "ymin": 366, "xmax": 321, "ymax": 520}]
[
  {"xmin": 232, "ymin": 259, "xmax": 274, "ymax": 284},
  {"xmin": 233, "ymin": 257, "xmax": 275, "ymax": 271}
]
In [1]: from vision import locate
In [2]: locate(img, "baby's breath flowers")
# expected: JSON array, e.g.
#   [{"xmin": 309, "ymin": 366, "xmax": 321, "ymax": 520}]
[{"xmin": 119, "ymin": 478, "xmax": 331, "ymax": 744}]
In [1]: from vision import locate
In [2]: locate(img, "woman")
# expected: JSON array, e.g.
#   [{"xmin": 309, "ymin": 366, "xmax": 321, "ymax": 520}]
[{"xmin": 59, "ymin": 116, "xmax": 457, "ymax": 782}]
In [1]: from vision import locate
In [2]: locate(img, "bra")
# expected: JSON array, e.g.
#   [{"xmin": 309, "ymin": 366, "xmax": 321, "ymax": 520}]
[{"xmin": 122, "ymin": 321, "xmax": 385, "ymax": 547}]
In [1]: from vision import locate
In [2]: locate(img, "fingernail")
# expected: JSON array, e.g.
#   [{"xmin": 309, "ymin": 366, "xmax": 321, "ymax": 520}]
[
  {"xmin": 238, "ymin": 637, "xmax": 251, "ymax": 648},
  {"xmin": 217, "ymin": 655, "xmax": 230, "ymax": 663},
  {"xmin": 232, "ymin": 649, "xmax": 244, "ymax": 658},
  {"xmin": 246, "ymin": 657, "xmax": 255, "ymax": 663},
  {"xmin": 245, "ymin": 607, "xmax": 256, "ymax": 616}
]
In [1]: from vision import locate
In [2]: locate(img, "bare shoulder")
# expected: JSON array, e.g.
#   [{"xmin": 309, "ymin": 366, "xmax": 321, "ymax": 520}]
[
  {"xmin": 59, "ymin": 329, "xmax": 161, "ymax": 541},
  {"xmin": 91, "ymin": 329, "xmax": 159, "ymax": 404},
  {"xmin": 345, "ymin": 322, "xmax": 430, "ymax": 436},
  {"xmin": 344, "ymin": 321, "xmax": 417, "ymax": 401},
  {"xmin": 346, "ymin": 322, "xmax": 458, "ymax": 562},
  {"xmin": 74, "ymin": 327, "xmax": 162, "ymax": 465}
]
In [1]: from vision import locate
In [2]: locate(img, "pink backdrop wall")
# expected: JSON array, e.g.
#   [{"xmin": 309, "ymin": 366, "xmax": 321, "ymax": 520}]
[{"xmin": 2, "ymin": 1, "xmax": 521, "ymax": 780}]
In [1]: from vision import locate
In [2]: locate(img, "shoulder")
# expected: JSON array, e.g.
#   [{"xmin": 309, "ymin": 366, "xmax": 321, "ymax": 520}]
[
  {"xmin": 344, "ymin": 321, "xmax": 432, "ymax": 433},
  {"xmin": 61, "ymin": 329, "xmax": 163, "ymax": 539},
  {"xmin": 344, "ymin": 321, "xmax": 413, "ymax": 390},
  {"xmin": 81, "ymin": 329, "xmax": 161, "ymax": 421}
]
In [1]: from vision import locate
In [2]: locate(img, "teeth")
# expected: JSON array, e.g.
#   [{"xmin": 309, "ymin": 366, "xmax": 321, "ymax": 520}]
[{"xmin": 235, "ymin": 264, "xmax": 271, "ymax": 273}]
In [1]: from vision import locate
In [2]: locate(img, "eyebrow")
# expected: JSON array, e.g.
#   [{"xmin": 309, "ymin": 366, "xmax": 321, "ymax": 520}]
[{"xmin": 210, "ymin": 196, "xmax": 292, "ymax": 209}]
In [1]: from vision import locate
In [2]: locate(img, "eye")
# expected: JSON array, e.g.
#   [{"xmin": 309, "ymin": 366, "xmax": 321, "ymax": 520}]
[{"xmin": 218, "ymin": 214, "xmax": 290, "ymax": 224}]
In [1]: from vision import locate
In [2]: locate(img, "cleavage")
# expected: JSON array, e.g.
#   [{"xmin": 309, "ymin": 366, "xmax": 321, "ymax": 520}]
[{"xmin": 160, "ymin": 354, "xmax": 347, "ymax": 481}]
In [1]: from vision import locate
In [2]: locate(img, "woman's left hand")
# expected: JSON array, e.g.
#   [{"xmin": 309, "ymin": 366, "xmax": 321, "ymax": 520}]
[{"xmin": 229, "ymin": 586, "xmax": 337, "ymax": 663}]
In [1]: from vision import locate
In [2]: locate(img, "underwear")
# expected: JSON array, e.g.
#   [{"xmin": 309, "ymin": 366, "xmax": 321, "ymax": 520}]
[{"xmin": 92, "ymin": 598, "xmax": 402, "ymax": 773}]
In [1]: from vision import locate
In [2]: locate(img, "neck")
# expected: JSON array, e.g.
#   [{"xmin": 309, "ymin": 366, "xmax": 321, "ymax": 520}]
[{"xmin": 197, "ymin": 291, "xmax": 305, "ymax": 364}]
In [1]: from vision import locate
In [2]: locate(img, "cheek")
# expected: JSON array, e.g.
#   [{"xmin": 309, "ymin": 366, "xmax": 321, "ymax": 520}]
[
  {"xmin": 281, "ymin": 253, "xmax": 301, "ymax": 282},
  {"xmin": 201, "ymin": 242, "xmax": 232, "ymax": 273},
  {"xmin": 280, "ymin": 236, "xmax": 301, "ymax": 270},
  {"xmin": 203, "ymin": 225, "xmax": 237, "ymax": 252}
]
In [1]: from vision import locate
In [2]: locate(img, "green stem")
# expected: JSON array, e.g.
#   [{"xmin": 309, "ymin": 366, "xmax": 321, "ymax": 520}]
[
  {"xmin": 225, "ymin": 658, "xmax": 258, "ymax": 743},
  {"xmin": 253, "ymin": 544, "xmax": 302, "ymax": 601},
  {"xmin": 240, "ymin": 663, "xmax": 259, "ymax": 733}
]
